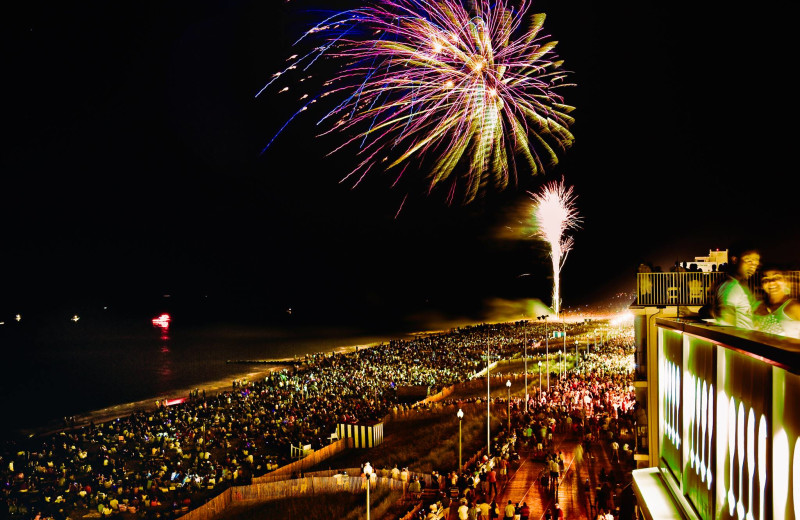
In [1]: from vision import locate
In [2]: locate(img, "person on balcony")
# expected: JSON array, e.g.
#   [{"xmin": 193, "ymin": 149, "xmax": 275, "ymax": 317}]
[
  {"xmin": 711, "ymin": 243, "xmax": 760, "ymax": 329},
  {"xmin": 754, "ymin": 265, "xmax": 800, "ymax": 338}
]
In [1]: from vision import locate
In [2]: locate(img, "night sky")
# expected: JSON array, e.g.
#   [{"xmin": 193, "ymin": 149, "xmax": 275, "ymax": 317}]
[{"xmin": 2, "ymin": 0, "xmax": 795, "ymax": 329}]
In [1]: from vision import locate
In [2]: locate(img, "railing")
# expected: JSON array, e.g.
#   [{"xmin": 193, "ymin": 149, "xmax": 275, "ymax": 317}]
[
  {"xmin": 635, "ymin": 271, "xmax": 800, "ymax": 307},
  {"xmin": 636, "ymin": 318, "xmax": 800, "ymax": 520}
]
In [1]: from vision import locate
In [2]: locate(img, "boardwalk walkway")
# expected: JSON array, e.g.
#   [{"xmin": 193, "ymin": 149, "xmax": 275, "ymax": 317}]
[{"xmin": 493, "ymin": 432, "xmax": 625, "ymax": 520}]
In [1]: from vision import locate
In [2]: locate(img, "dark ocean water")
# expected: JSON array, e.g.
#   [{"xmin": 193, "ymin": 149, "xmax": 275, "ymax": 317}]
[{"xmin": 0, "ymin": 310, "xmax": 419, "ymax": 434}]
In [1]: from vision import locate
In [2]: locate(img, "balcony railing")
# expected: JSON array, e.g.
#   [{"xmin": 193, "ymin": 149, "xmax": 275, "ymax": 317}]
[{"xmin": 635, "ymin": 271, "xmax": 800, "ymax": 307}]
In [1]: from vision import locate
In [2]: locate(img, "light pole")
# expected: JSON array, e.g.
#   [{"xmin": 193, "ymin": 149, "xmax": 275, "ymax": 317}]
[
  {"xmin": 506, "ymin": 380, "xmax": 512, "ymax": 432},
  {"xmin": 457, "ymin": 409, "xmax": 464, "ymax": 470},
  {"xmin": 558, "ymin": 350, "xmax": 562, "ymax": 379},
  {"xmin": 364, "ymin": 462, "xmax": 373, "ymax": 520},
  {"xmin": 523, "ymin": 320, "xmax": 528, "ymax": 413},
  {"xmin": 575, "ymin": 339, "xmax": 579, "ymax": 369},
  {"xmin": 487, "ymin": 333, "xmax": 491, "ymax": 458},
  {"xmin": 538, "ymin": 361, "xmax": 542, "ymax": 395},
  {"xmin": 538, "ymin": 315, "xmax": 550, "ymax": 392}
]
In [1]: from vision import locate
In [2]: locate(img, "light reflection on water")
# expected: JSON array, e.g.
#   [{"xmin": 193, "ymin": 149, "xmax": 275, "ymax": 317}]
[
  {"xmin": 158, "ymin": 343, "xmax": 174, "ymax": 381},
  {"xmin": 0, "ymin": 318, "xmax": 413, "ymax": 434}
]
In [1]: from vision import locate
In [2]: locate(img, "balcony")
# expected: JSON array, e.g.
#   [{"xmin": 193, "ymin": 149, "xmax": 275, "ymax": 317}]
[
  {"xmin": 634, "ymin": 271, "xmax": 800, "ymax": 307},
  {"xmin": 632, "ymin": 318, "xmax": 800, "ymax": 520}
]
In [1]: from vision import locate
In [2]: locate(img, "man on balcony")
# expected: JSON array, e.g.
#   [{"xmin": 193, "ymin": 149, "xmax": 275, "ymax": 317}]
[{"xmin": 711, "ymin": 243, "xmax": 760, "ymax": 329}]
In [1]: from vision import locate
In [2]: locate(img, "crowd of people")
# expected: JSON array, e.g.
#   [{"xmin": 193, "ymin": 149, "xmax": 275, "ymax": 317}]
[
  {"xmin": 0, "ymin": 321, "xmax": 608, "ymax": 520},
  {"xmin": 408, "ymin": 326, "xmax": 638, "ymax": 520}
]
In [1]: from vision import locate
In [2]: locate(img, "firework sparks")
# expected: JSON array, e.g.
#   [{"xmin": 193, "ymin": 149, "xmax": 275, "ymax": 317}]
[
  {"xmin": 530, "ymin": 177, "xmax": 581, "ymax": 317},
  {"xmin": 259, "ymin": 0, "xmax": 575, "ymax": 204}
]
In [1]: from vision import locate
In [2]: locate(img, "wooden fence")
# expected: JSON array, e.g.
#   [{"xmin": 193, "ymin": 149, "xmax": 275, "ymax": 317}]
[
  {"xmin": 177, "ymin": 474, "xmax": 416, "ymax": 520},
  {"xmin": 400, "ymin": 502, "xmax": 423, "ymax": 520},
  {"xmin": 176, "ymin": 487, "xmax": 233, "ymax": 520},
  {"xmin": 419, "ymin": 384, "xmax": 455, "ymax": 404},
  {"xmin": 177, "ymin": 431, "xmax": 513, "ymax": 520},
  {"xmin": 177, "ymin": 373, "xmax": 516, "ymax": 520},
  {"xmin": 252, "ymin": 437, "xmax": 353, "ymax": 483},
  {"xmin": 418, "ymin": 361, "xmax": 503, "ymax": 406}
]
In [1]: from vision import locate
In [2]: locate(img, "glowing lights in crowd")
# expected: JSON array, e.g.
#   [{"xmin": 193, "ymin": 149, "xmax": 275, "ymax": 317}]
[
  {"xmin": 258, "ymin": 0, "xmax": 575, "ymax": 204},
  {"xmin": 531, "ymin": 178, "xmax": 580, "ymax": 317}
]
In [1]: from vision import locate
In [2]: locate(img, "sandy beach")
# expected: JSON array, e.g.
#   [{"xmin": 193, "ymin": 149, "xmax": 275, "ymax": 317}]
[
  {"xmin": 20, "ymin": 365, "xmax": 291, "ymax": 439},
  {"xmin": 19, "ymin": 340, "xmax": 387, "ymax": 439}
]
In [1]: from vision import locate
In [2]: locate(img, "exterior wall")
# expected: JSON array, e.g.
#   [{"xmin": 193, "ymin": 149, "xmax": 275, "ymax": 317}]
[
  {"xmin": 632, "ymin": 305, "xmax": 678, "ymax": 467},
  {"xmin": 635, "ymin": 319, "xmax": 800, "ymax": 520}
]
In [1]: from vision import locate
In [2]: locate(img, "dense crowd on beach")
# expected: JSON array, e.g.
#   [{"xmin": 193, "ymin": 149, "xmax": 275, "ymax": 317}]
[
  {"xmin": 413, "ymin": 325, "xmax": 638, "ymax": 520},
  {"xmin": 0, "ymin": 320, "xmax": 633, "ymax": 520}
]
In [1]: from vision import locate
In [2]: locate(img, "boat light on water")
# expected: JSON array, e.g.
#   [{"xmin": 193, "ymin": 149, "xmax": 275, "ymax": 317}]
[{"xmin": 152, "ymin": 313, "xmax": 171, "ymax": 330}]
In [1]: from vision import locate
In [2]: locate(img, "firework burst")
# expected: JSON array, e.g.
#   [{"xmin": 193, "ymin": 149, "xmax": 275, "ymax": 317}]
[
  {"xmin": 259, "ymin": 0, "xmax": 575, "ymax": 205},
  {"xmin": 530, "ymin": 177, "xmax": 581, "ymax": 317}
]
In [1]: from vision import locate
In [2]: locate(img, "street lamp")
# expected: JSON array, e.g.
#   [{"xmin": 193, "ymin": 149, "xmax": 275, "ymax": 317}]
[
  {"xmin": 523, "ymin": 320, "xmax": 528, "ymax": 413},
  {"xmin": 506, "ymin": 380, "xmax": 512, "ymax": 432},
  {"xmin": 486, "ymin": 332, "xmax": 491, "ymax": 458},
  {"xmin": 575, "ymin": 339, "xmax": 579, "ymax": 369},
  {"xmin": 558, "ymin": 350, "xmax": 562, "ymax": 379},
  {"xmin": 562, "ymin": 320, "xmax": 566, "ymax": 370},
  {"xmin": 364, "ymin": 462, "xmax": 373, "ymax": 520},
  {"xmin": 538, "ymin": 361, "xmax": 542, "ymax": 395},
  {"xmin": 537, "ymin": 315, "xmax": 550, "ymax": 392},
  {"xmin": 457, "ymin": 409, "xmax": 464, "ymax": 470}
]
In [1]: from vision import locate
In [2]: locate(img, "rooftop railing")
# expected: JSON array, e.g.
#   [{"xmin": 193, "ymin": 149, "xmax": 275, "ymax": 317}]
[{"xmin": 635, "ymin": 271, "xmax": 800, "ymax": 307}]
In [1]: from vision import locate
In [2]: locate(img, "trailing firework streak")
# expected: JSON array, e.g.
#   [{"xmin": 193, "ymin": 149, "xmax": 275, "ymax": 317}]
[
  {"xmin": 259, "ymin": 0, "xmax": 576, "ymax": 204},
  {"xmin": 530, "ymin": 178, "xmax": 581, "ymax": 317}
]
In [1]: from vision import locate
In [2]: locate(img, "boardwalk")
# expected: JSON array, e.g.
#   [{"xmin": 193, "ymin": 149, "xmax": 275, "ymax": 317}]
[{"xmin": 493, "ymin": 432, "xmax": 627, "ymax": 520}]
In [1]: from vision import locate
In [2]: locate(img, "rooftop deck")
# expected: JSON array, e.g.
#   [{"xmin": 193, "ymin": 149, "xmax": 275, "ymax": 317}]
[{"xmin": 634, "ymin": 271, "xmax": 800, "ymax": 307}]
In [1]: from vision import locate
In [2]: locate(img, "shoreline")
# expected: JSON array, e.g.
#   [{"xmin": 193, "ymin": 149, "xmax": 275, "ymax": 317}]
[
  {"xmin": 16, "ymin": 364, "xmax": 292, "ymax": 439},
  {"xmin": 15, "ymin": 340, "xmax": 388, "ymax": 439}
]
